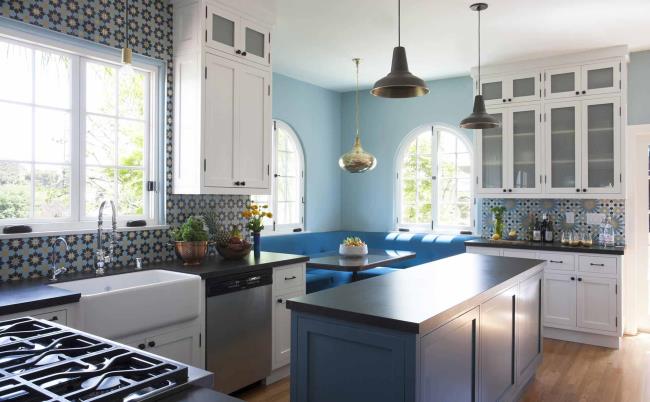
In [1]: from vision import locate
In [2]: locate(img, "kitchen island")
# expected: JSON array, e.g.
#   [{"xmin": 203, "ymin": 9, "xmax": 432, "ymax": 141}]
[{"xmin": 286, "ymin": 253, "xmax": 544, "ymax": 402}]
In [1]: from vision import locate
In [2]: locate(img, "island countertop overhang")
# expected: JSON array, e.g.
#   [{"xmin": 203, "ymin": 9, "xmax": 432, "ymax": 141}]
[{"xmin": 286, "ymin": 253, "xmax": 545, "ymax": 334}]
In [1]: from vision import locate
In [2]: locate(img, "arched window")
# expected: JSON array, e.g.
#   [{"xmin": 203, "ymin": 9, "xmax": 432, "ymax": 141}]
[
  {"xmin": 396, "ymin": 125, "xmax": 473, "ymax": 232},
  {"xmin": 251, "ymin": 120, "xmax": 305, "ymax": 232}
]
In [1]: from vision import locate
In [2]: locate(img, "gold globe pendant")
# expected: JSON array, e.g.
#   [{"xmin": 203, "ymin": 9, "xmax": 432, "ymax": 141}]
[{"xmin": 339, "ymin": 135, "xmax": 377, "ymax": 173}]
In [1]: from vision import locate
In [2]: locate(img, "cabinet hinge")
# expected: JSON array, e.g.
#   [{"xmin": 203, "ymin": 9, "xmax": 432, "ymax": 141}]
[
  {"xmin": 615, "ymin": 284, "xmax": 618, "ymax": 294},
  {"xmin": 273, "ymin": 120, "xmax": 277, "ymax": 131},
  {"xmin": 544, "ymin": 175, "xmax": 547, "ymax": 183},
  {"xmin": 619, "ymin": 106, "xmax": 622, "ymax": 116},
  {"xmin": 616, "ymin": 317, "xmax": 618, "ymax": 327},
  {"xmin": 269, "ymin": 32, "xmax": 271, "ymax": 43},
  {"xmin": 203, "ymin": 159, "xmax": 206, "ymax": 172},
  {"xmin": 205, "ymin": 6, "xmax": 207, "ymax": 18},
  {"xmin": 267, "ymin": 164, "xmax": 270, "ymax": 176},
  {"xmin": 268, "ymin": 52, "xmax": 271, "ymax": 63},
  {"xmin": 268, "ymin": 85, "xmax": 271, "ymax": 96},
  {"xmin": 204, "ymin": 66, "xmax": 207, "ymax": 79},
  {"xmin": 205, "ymin": 30, "xmax": 207, "ymax": 42},
  {"xmin": 620, "ymin": 173, "xmax": 622, "ymax": 183},
  {"xmin": 146, "ymin": 181, "xmax": 156, "ymax": 192},
  {"xmin": 539, "ymin": 114, "xmax": 541, "ymax": 123}
]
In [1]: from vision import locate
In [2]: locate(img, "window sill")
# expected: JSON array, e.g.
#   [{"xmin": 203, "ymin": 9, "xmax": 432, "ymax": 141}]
[{"xmin": 0, "ymin": 224, "xmax": 170, "ymax": 240}]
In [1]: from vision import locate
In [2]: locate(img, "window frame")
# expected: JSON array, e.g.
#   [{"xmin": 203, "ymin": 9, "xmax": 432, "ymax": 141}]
[
  {"xmin": 394, "ymin": 124, "xmax": 475, "ymax": 234},
  {"xmin": 0, "ymin": 20, "xmax": 164, "ymax": 233}
]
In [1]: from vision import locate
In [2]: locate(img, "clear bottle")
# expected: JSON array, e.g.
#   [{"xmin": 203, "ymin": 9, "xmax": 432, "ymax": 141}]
[
  {"xmin": 533, "ymin": 216, "xmax": 542, "ymax": 242},
  {"xmin": 598, "ymin": 217, "xmax": 606, "ymax": 246},
  {"xmin": 603, "ymin": 216, "xmax": 615, "ymax": 247},
  {"xmin": 544, "ymin": 215, "xmax": 554, "ymax": 243}
]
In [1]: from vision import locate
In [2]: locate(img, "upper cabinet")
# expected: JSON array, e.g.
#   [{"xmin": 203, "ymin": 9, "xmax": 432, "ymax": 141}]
[
  {"xmin": 206, "ymin": 4, "xmax": 271, "ymax": 67},
  {"xmin": 481, "ymin": 71, "xmax": 541, "ymax": 106},
  {"xmin": 172, "ymin": 0, "xmax": 273, "ymax": 195},
  {"xmin": 472, "ymin": 46, "xmax": 627, "ymax": 199}
]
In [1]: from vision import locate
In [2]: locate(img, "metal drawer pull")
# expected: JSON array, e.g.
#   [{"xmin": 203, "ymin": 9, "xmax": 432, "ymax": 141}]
[
  {"xmin": 285, "ymin": 275, "xmax": 297, "ymax": 280},
  {"xmin": 549, "ymin": 260, "xmax": 563, "ymax": 264},
  {"xmin": 590, "ymin": 263, "xmax": 605, "ymax": 267}
]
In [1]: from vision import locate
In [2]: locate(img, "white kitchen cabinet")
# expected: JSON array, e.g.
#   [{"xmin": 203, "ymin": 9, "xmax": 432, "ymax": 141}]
[
  {"xmin": 466, "ymin": 246, "xmax": 502, "ymax": 256},
  {"xmin": 502, "ymin": 249, "xmax": 536, "ymax": 259},
  {"xmin": 543, "ymin": 272, "xmax": 577, "ymax": 328},
  {"xmin": 476, "ymin": 104, "xmax": 542, "ymax": 194},
  {"xmin": 1, "ymin": 306, "xmax": 72, "ymax": 327},
  {"xmin": 173, "ymin": 0, "xmax": 272, "ymax": 195},
  {"xmin": 480, "ymin": 71, "xmax": 541, "ymax": 106},
  {"xmin": 544, "ymin": 59, "xmax": 621, "ymax": 99},
  {"xmin": 117, "ymin": 324, "xmax": 202, "ymax": 368},
  {"xmin": 544, "ymin": 100, "xmax": 581, "ymax": 193},
  {"xmin": 576, "ymin": 276, "xmax": 617, "ymax": 332}
]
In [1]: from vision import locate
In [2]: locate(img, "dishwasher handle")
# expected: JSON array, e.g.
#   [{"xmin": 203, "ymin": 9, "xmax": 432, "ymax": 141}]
[{"xmin": 206, "ymin": 271, "xmax": 272, "ymax": 297}]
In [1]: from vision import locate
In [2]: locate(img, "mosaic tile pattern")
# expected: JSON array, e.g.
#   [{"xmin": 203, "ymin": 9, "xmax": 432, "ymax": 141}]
[
  {"xmin": 481, "ymin": 199, "xmax": 625, "ymax": 245},
  {"xmin": 0, "ymin": 0, "xmax": 249, "ymax": 281}
]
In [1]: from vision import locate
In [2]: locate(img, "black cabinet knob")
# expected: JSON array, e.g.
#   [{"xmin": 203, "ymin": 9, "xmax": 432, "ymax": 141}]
[
  {"xmin": 235, "ymin": 49, "xmax": 242, "ymax": 54},
  {"xmin": 508, "ymin": 98, "xmax": 512, "ymax": 102},
  {"xmin": 575, "ymin": 91, "xmax": 580, "ymax": 95},
  {"xmin": 502, "ymin": 99, "xmax": 506, "ymax": 103},
  {"xmin": 576, "ymin": 188, "xmax": 580, "ymax": 192},
  {"xmin": 242, "ymin": 51, "xmax": 247, "ymax": 56},
  {"xmin": 138, "ymin": 343, "xmax": 145, "ymax": 350},
  {"xmin": 582, "ymin": 188, "xmax": 587, "ymax": 192},
  {"xmin": 241, "ymin": 181, "xmax": 246, "ymax": 186},
  {"xmin": 234, "ymin": 181, "xmax": 241, "ymax": 186},
  {"xmin": 508, "ymin": 189, "xmax": 512, "ymax": 192},
  {"xmin": 51, "ymin": 316, "xmax": 58, "ymax": 321},
  {"xmin": 277, "ymin": 298, "xmax": 284, "ymax": 304},
  {"xmin": 502, "ymin": 189, "xmax": 507, "ymax": 192},
  {"xmin": 578, "ymin": 277, "xmax": 582, "ymax": 282},
  {"xmin": 571, "ymin": 277, "xmax": 575, "ymax": 281},
  {"xmin": 148, "ymin": 341, "xmax": 156, "ymax": 348},
  {"xmin": 582, "ymin": 90, "xmax": 586, "ymax": 94}
]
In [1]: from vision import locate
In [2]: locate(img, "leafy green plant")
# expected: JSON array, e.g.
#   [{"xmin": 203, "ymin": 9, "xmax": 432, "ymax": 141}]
[
  {"xmin": 490, "ymin": 206, "xmax": 507, "ymax": 237},
  {"xmin": 171, "ymin": 216, "xmax": 209, "ymax": 242}
]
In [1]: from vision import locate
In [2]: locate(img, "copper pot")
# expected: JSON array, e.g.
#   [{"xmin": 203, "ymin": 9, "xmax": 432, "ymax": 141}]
[{"xmin": 175, "ymin": 241, "xmax": 208, "ymax": 265}]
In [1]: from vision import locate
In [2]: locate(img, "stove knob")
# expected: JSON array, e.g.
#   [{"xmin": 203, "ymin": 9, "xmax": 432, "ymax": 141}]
[
  {"xmin": 138, "ymin": 343, "xmax": 145, "ymax": 350},
  {"xmin": 148, "ymin": 341, "xmax": 156, "ymax": 348}
]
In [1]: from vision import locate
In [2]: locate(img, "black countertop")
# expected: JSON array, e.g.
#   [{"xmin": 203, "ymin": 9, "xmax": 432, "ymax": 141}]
[
  {"xmin": 287, "ymin": 253, "xmax": 544, "ymax": 334},
  {"xmin": 159, "ymin": 385, "xmax": 243, "ymax": 402},
  {"xmin": 465, "ymin": 239, "xmax": 625, "ymax": 255},
  {"xmin": 0, "ymin": 251, "xmax": 308, "ymax": 316}
]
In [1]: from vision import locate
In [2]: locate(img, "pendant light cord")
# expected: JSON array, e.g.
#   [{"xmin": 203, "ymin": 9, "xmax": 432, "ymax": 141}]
[
  {"xmin": 398, "ymin": 0, "xmax": 401, "ymax": 47},
  {"xmin": 477, "ymin": 6, "xmax": 481, "ymax": 94},
  {"xmin": 125, "ymin": 0, "xmax": 129, "ymax": 48},
  {"xmin": 354, "ymin": 58, "xmax": 360, "ymax": 137}
]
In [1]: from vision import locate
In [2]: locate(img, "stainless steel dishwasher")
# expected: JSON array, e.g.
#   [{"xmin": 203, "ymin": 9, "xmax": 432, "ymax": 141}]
[{"xmin": 206, "ymin": 270, "xmax": 272, "ymax": 394}]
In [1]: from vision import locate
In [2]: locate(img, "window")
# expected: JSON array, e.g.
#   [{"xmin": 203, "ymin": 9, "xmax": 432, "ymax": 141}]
[
  {"xmin": 0, "ymin": 33, "xmax": 159, "ymax": 230},
  {"xmin": 396, "ymin": 125, "xmax": 473, "ymax": 232},
  {"xmin": 251, "ymin": 120, "xmax": 304, "ymax": 232}
]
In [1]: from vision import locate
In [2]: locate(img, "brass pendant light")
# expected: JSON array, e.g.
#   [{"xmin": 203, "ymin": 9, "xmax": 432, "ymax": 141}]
[
  {"xmin": 371, "ymin": 0, "xmax": 429, "ymax": 98},
  {"xmin": 460, "ymin": 3, "xmax": 500, "ymax": 129},
  {"xmin": 339, "ymin": 59, "xmax": 377, "ymax": 173},
  {"xmin": 121, "ymin": 0, "xmax": 133, "ymax": 68}
]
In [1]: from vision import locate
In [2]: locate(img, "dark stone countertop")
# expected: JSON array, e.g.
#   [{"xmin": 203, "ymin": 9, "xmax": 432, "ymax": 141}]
[
  {"xmin": 287, "ymin": 253, "xmax": 544, "ymax": 334},
  {"xmin": 0, "ymin": 251, "xmax": 308, "ymax": 316},
  {"xmin": 158, "ymin": 385, "xmax": 243, "ymax": 402},
  {"xmin": 465, "ymin": 239, "xmax": 625, "ymax": 255}
]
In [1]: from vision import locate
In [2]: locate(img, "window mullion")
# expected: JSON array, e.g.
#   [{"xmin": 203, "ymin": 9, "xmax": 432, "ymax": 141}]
[
  {"xmin": 30, "ymin": 48, "xmax": 36, "ymax": 219},
  {"xmin": 432, "ymin": 128, "xmax": 438, "ymax": 231},
  {"xmin": 74, "ymin": 58, "xmax": 85, "ymax": 222}
]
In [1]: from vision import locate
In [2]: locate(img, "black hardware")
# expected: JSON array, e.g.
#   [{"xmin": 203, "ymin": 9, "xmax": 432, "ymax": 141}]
[
  {"xmin": 146, "ymin": 181, "xmax": 156, "ymax": 191},
  {"xmin": 241, "ymin": 181, "xmax": 246, "ymax": 186},
  {"xmin": 138, "ymin": 343, "xmax": 145, "ymax": 350},
  {"xmin": 550, "ymin": 260, "xmax": 563, "ymax": 264},
  {"xmin": 508, "ymin": 98, "xmax": 512, "ymax": 102},
  {"xmin": 502, "ymin": 99, "xmax": 506, "ymax": 103},
  {"xmin": 578, "ymin": 277, "xmax": 582, "ymax": 281},
  {"xmin": 581, "ymin": 90, "xmax": 586, "ymax": 94},
  {"xmin": 148, "ymin": 341, "xmax": 156, "ymax": 348},
  {"xmin": 576, "ymin": 188, "xmax": 580, "ymax": 192},
  {"xmin": 242, "ymin": 51, "xmax": 247, "ymax": 56},
  {"xmin": 235, "ymin": 49, "xmax": 242, "ymax": 54},
  {"xmin": 285, "ymin": 276, "xmax": 297, "ymax": 281},
  {"xmin": 51, "ymin": 316, "xmax": 58, "ymax": 321},
  {"xmin": 575, "ymin": 91, "xmax": 580, "ymax": 95},
  {"xmin": 3, "ymin": 225, "xmax": 32, "ymax": 234},
  {"xmin": 590, "ymin": 263, "xmax": 605, "ymax": 267},
  {"xmin": 127, "ymin": 220, "xmax": 147, "ymax": 227},
  {"xmin": 277, "ymin": 298, "xmax": 283, "ymax": 303},
  {"xmin": 234, "ymin": 181, "xmax": 241, "ymax": 186},
  {"xmin": 582, "ymin": 188, "xmax": 587, "ymax": 192},
  {"xmin": 398, "ymin": 228, "xmax": 410, "ymax": 232},
  {"xmin": 508, "ymin": 189, "xmax": 512, "ymax": 192},
  {"xmin": 293, "ymin": 228, "xmax": 303, "ymax": 233},
  {"xmin": 203, "ymin": 159, "xmax": 206, "ymax": 171},
  {"xmin": 570, "ymin": 277, "xmax": 575, "ymax": 281},
  {"xmin": 503, "ymin": 189, "xmax": 507, "ymax": 192}
]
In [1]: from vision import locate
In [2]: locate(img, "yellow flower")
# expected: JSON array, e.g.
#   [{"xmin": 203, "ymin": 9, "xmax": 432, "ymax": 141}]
[
  {"xmin": 252, "ymin": 205, "xmax": 258, "ymax": 210},
  {"xmin": 266, "ymin": 212, "xmax": 273, "ymax": 218}
]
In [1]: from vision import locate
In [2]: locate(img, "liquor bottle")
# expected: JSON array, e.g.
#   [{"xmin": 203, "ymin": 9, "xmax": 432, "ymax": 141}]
[
  {"xmin": 544, "ymin": 215, "xmax": 554, "ymax": 243},
  {"xmin": 540, "ymin": 214, "xmax": 547, "ymax": 242},
  {"xmin": 532, "ymin": 216, "xmax": 542, "ymax": 242}
]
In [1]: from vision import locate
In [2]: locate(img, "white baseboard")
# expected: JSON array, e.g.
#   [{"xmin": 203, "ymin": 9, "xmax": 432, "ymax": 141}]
[
  {"xmin": 544, "ymin": 326, "xmax": 621, "ymax": 349},
  {"xmin": 265, "ymin": 364, "xmax": 290, "ymax": 385}
]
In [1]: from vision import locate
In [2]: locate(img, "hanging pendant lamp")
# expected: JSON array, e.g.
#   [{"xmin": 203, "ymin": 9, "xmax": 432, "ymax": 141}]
[
  {"xmin": 371, "ymin": 0, "xmax": 429, "ymax": 98},
  {"xmin": 460, "ymin": 3, "xmax": 500, "ymax": 129},
  {"xmin": 121, "ymin": 0, "xmax": 134, "ymax": 73},
  {"xmin": 339, "ymin": 59, "xmax": 377, "ymax": 173}
]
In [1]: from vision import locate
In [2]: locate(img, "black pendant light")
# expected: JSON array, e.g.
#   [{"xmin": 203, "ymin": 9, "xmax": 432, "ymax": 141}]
[
  {"xmin": 460, "ymin": 3, "xmax": 500, "ymax": 129},
  {"xmin": 371, "ymin": 0, "xmax": 429, "ymax": 98}
]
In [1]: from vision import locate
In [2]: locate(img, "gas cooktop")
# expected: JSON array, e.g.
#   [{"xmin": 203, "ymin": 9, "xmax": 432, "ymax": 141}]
[{"xmin": 0, "ymin": 317, "xmax": 188, "ymax": 401}]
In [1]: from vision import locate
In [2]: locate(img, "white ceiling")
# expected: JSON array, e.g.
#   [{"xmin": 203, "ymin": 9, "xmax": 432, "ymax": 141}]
[{"xmin": 272, "ymin": 0, "xmax": 650, "ymax": 92}]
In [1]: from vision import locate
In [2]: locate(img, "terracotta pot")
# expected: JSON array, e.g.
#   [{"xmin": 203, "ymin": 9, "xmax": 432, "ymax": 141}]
[{"xmin": 175, "ymin": 241, "xmax": 208, "ymax": 265}]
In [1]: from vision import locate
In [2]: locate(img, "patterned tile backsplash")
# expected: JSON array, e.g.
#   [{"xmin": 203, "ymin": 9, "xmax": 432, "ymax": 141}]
[
  {"xmin": 480, "ymin": 199, "xmax": 625, "ymax": 245},
  {"xmin": 0, "ymin": 1, "xmax": 248, "ymax": 281}
]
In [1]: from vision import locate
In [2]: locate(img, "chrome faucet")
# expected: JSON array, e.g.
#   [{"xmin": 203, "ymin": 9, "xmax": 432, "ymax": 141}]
[
  {"xmin": 95, "ymin": 200, "xmax": 117, "ymax": 275},
  {"xmin": 50, "ymin": 237, "xmax": 69, "ymax": 281}
]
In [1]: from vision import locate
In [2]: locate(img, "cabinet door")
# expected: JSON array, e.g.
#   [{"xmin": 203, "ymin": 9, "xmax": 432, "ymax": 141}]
[
  {"xmin": 545, "ymin": 101, "xmax": 581, "ymax": 193},
  {"xmin": 240, "ymin": 18, "xmax": 270, "ymax": 66},
  {"xmin": 273, "ymin": 289, "xmax": 303, "ymax": 370},
  {"xmin": 146, "ymin": 326, "xmax": 201, "ymax": 367},
  {"xmin": 545, "ymin": 66, "xmax": 581, "ymax": 99},
  {"xmin": 543, "ymin": 273, "xmax": 576, "ymax": 328},
  {"xmin": 581, "ymin": 97, "xmax": 620, "ymax": 194},
  {"xmin": 510, "ymin": 72, "xmax": 541, "ymax": 103},
  {"xmin": 420, "ymin": 307, "xmax": 478, "ymax": 402},
  {"xmin": 480, "ymin": 287, "xmax": 516, "ymax": 402},
  {"xmin": 204, "ymin": 53, "xmax": 238, "ymax": 188},
  {"xmin": 577, "ymin": 276, "xmax": 617, "ymax": 332},
  {"xmin": 508, "ymin": 105, "xmax": 542, "ymax": 193},
  {"xmin": 235, "ymin": 64, "xmax": 271, "ymax": 189},
  {"xmin": 517, "ymin": 273, "xmax": 542, "ymax": 380},
  {"xmin": 206, "ymin": 5, "xmax": 240, "ymax": 56},
  {"xmin": 581, "ymin": 61, "xmax": 621, "ymax": 96},
  {"xmin": 477, "ymin": 111, "xmax": 506, "ymax": 194},
  {"xmin": 481, "ymin": 77, "xmax": 506, "ymax": 106}
]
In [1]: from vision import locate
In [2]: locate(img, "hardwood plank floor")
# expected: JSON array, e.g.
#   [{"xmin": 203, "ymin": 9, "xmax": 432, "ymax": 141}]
[{"xmin": 233, "ymin": 335, "xmax": 650, "ymax": 402}]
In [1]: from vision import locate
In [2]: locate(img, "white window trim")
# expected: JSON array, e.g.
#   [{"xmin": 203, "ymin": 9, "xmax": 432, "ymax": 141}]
[
  {"xmin": 0, "ymin": 18, "xmax": 164, "ymax": 233},
  {"xmin": 394, "ymin": 123, "xmax": 476, "ymax": 234}
]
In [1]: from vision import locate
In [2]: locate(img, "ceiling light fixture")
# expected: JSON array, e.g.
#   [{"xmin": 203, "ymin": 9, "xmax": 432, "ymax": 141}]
[
  {"xmin": 121, "ymin": 0, "xmax": 133, "ymax": 74},
  {"xmin": 339, "ymin": 58, "xmax": 377, "ymax": 173},
  {"xmin": 460, "ymin": 3, "xmax": 500, "ymax": 129},
  {"xmin": 370, "ymin": 0, "xmax": 429, "ymax": 98}
]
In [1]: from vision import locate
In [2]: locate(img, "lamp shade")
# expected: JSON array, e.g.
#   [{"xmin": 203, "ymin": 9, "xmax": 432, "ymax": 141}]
[
  {"xmin": 371, "ymin": 47, "xmax": 429, "ymax": 98},
  {"xmin": 459, "ymin": 95, "xmax": 500, "ymax": 129},
  {"xmin": 339, "ymin": 136, "xmax": 377, "ymax": 173}
]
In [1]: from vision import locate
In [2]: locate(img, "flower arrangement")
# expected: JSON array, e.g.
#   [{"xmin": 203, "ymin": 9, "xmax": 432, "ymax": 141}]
[
  {"xmin": 490, "ymin": 206, "xmax": 506, "ymax": 240},
  {"xmin": 242, "ymin": 203, "xmax": 273, "ymax": 233},
  {"xmin": 342, "ymin": 237, "xmax": 365, "ymax": 247},
  {"xmin": 339, "ymin": 236, "xmax": 368, "ymax": 256}
]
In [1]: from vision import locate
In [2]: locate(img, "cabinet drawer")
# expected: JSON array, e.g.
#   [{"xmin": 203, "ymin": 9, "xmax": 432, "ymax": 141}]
[
  {"xmin": 502, "ymin": 250, "xmax": 537, "ymax": 259},
  {"xmin": 466, "ymin": 247, "xmax": 502, "ymax": 256},
  {"xmin": 273, "ymin": 263, "xmax": 305, "ymax": 291},
  {"xmin": 537, "ymin": 252, "xmax": 575, "ymax": 272},
  {"xmin": 578, "ymin": 255, "xmax": 617, "ymax": 275},
  {"xmin": 32, "ymin": 309, "xmax": 67, "ymax": 325}
]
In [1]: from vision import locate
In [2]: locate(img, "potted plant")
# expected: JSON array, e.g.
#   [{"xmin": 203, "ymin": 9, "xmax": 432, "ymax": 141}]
[
  {"xmin": 490, "ymin": 206, "xmax": 506, "ymax": 240},
  {"xmin": 170, "ymin": 216, "xmax": 209, "ymax": 265},
  {"xmin": 339, "ymin": 236, "xmax": 368, "ymax": 257},
  {"xmin": 242, "ymin": 203, "xmax": 272, "ymax": 256}
]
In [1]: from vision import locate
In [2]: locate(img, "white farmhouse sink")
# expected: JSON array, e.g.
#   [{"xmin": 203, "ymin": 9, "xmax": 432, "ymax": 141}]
[{"xmin": 50, "ymin": 270, "xmax": 201, "ymax": 339}]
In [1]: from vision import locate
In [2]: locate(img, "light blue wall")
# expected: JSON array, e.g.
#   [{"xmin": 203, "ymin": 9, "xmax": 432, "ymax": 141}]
[
  {"xmin": 272, "ymin": 73, "xmax": 342, "ymax": 231},
  {"xmin": 628, "ymin": 50, "xmax": 650, "ymax": 125},
  {"xmin": 340, "ymin": 76, "xmax": 474, "ymax": 231}
]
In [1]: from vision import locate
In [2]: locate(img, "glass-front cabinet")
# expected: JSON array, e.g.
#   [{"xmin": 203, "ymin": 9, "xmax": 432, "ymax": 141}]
[
  {"xmin": 206, "ymin": 4, "xmax": 270, "ymax": 66},
  {"xmin": 476, "ymin": 105, "xmax": 542, "ymax": 194},
  {"xmin": 481, "ymin": 72, "xmax": 541, "ymax": 106},
  {"xmin": 545, "ymin": 101, "xmax": 581, "ymax": 193},
  {"xmin": 545, "ymin": 60, "xmax": 620, "ymax": 99}
]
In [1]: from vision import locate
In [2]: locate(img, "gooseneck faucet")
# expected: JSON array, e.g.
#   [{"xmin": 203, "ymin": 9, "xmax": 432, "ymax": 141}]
[
  {"xmin": 49, "ymin": 237, "xmax": 69, "ymax": 281},
  {"xmin": 95, "ymin": 200, "xmax": 117, "ymax": 275}
]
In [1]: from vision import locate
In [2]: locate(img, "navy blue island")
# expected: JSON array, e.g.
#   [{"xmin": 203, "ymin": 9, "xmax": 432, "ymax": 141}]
[{"xmin": 286, "ymin": 253, "xmax": 545, "ymax": 402}]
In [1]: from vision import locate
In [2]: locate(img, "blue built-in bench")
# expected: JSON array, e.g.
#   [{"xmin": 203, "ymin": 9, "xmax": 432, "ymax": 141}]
[{"xmin": 261, "ymin": 231, "xmax": 478, "ymax": 293}]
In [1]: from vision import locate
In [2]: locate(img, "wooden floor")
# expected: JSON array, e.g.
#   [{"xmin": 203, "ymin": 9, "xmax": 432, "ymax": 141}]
[{"xmin": 233, "ymin": 334, "xmax": 650, "ymax": 402}]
